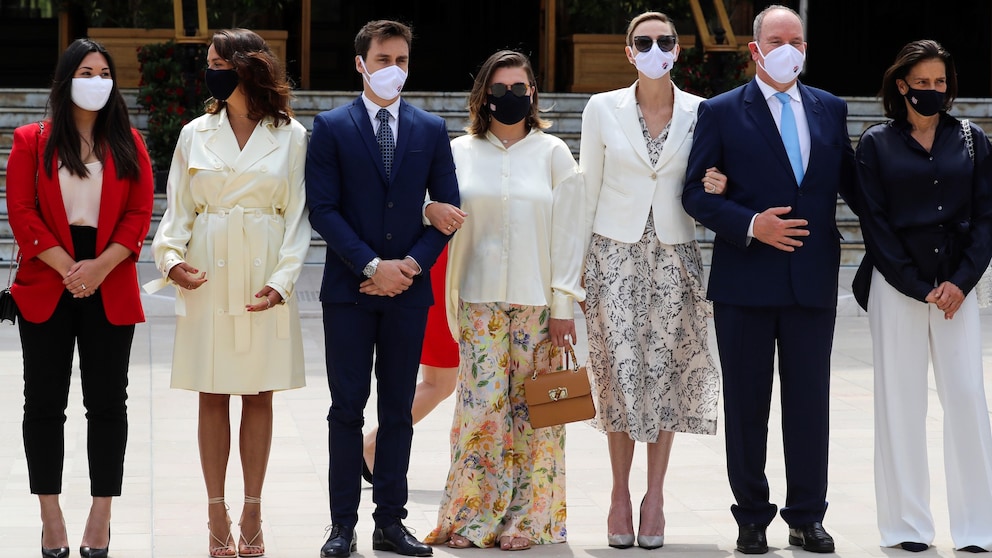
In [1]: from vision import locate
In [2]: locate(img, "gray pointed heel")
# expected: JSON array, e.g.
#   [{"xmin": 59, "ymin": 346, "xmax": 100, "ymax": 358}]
[
  {"xmin": 637, "ymin": 535, "xmax": 664, "ymax": 549},
  {"xmin": 608, "ymin": 534, "xmax": 635, "ymax": 549}
]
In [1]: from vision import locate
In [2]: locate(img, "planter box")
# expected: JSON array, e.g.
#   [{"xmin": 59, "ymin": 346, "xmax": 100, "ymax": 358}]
[
  {"xmin": 88, "ymin": 28, "xmax": 288, "ymax": 88},
  {"xmin": 568, "ymin": 34, "xmax": 633, "ymax": 93}
]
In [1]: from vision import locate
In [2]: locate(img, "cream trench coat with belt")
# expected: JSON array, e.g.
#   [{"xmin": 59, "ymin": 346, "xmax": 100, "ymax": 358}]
[{"xmin": 148, "ymin": 110, "xmax": 311, "ymax": 394}]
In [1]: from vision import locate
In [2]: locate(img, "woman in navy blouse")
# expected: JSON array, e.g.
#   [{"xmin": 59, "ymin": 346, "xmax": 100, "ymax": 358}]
[{"xmin": 854, "ymin": 39, "xmax": 992, "ymax": 553}]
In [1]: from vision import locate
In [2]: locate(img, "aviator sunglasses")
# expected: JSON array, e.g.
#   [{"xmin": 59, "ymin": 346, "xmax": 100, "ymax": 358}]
[
  {"xmin": 632, "ymin": 35, "xmax": 677, "ymax": 53},
  {"xmin": 490, "ymin": 82, "xmax": 530, "ymax": 98}
]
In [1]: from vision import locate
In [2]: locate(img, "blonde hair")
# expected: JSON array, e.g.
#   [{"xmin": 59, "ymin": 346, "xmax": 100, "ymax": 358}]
[{"xmin": 626, "ymin": 12, "xmax": 678, "ymax": 47}]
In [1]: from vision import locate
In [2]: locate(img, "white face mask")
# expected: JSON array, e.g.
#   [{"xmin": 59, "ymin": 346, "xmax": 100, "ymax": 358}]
[
  {"xmin": 633, "ymin": 44, "xmax": 677, "ymax": 80},
  {"xmin": 359, "ymin": 57, "xmax": 408, "ymax": 101},
  {"xmin": 755, "ymin": 43, "xmax": 806, "ymax": 84},
  {"xmin": 71, "ymin": 76, "xmax": 114, "ymax": 112}
]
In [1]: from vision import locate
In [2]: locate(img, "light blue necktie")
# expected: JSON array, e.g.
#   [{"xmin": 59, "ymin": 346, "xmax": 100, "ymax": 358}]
[{"xmin": 774, "ymin": 92, "xmax": 804, "ymax": 185}]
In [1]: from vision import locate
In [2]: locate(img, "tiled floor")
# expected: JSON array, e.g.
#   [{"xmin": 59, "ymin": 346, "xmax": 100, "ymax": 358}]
[{"xmin": 0, "ymin": 265, "xmax": 989, "ymax": 557}]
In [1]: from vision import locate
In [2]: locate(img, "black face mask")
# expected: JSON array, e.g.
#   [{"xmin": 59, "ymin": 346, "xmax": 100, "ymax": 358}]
[
  {"xmin": 487, "ymin": 93, "xmax": 532, "ymax": 126},
  {"xmin": 904, "ymin": 86, "xmax": 945, "ymax": 117},
  {"xmin": 205, "ymin": 68, "xmax": 239, "ymax": 101}
]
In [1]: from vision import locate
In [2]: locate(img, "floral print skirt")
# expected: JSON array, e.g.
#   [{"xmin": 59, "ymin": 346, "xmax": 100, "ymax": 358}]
[
  {"xmin": 584, "ymin": 216, "xmax": 720, "ymax": 442},
  {"xmin": 424, "ymin": 301, "xmax": 567, "ymax": 547}
]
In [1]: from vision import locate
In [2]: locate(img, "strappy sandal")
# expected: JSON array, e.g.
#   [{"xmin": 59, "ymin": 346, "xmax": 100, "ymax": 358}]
[
  {"xmin": 499, "ymin": 536, "xmax": 531, "ymax": 551},
  {"xmin": 446, "ymin": 534, "xmax": 473, "ymax": 549},
  {"xmin": 207, "ymin": 497, "xmax": 237, "ymax": 558},
  {"xmin": 238, "ymin": 495, "xmax": 265, "ymax": 557}
]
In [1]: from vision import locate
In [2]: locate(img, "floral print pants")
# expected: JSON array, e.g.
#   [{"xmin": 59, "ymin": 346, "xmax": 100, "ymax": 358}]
[{"xmin": 425, "ymin": 301, "xmax": 566, "ymax": 547}]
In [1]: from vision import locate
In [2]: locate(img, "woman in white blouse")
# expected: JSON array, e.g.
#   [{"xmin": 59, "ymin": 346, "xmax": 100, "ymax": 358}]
[{"xmin": 424, "ymin": 50, "xmax": 585, "ymax": 551}]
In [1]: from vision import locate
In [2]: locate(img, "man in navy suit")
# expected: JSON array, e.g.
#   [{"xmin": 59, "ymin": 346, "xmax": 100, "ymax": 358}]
[
  {"xmin": 682, "ymin": 5, "xmax": 854, "ymax": 555},
  {"xmin": 306, "ymin": 19, "xmax": 459, "ymax": 558}
]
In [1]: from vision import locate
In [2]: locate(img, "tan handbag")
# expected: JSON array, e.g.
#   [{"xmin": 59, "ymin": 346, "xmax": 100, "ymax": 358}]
[{"xmin": 524, "ymin": 339, "xmax": 596, "ymax": 428}]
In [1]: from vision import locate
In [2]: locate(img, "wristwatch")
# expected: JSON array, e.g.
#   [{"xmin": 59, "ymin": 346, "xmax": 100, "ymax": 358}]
[{"xmin": 363, "ymin": 257, "xmax": 381, "ymax": 278}]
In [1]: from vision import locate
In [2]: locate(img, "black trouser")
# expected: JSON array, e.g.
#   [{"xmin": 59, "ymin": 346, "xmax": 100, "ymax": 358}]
[{"xmin": 18, "ymin": 226, "xmax": 135, "ymax": 496}]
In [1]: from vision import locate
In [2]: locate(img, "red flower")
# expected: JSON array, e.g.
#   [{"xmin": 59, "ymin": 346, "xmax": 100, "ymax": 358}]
[{"xmin": 155, "ymin": 68, "xmax": 166, "ymax": 80}]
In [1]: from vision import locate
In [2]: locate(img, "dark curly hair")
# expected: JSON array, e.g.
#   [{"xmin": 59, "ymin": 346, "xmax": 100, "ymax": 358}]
[{"xmin": 206, "ymin": 28, "xmax": 293, "ymax": 126}]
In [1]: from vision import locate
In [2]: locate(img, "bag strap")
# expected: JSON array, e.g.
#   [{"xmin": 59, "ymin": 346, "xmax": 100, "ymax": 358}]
[
  {"xmin": 530, "ymin": 338, "xmax": 579, "ymax": 380},
  {"xmin": 962, "ymin": 119, "xmax": 974, "ymax": 162}
]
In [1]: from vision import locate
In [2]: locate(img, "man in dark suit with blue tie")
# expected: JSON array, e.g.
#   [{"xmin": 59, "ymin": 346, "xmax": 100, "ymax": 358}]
[
  {"xmin": 682, "ymin": 5, "xmax": 854, "ymax": 555},
  {"xmin": 306, "ymin": 19, "xmax": 459, "ymax": 558}
]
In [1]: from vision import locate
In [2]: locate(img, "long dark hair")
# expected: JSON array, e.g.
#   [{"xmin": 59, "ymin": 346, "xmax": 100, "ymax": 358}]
[
  {"xmin": 467, "ymin": 50, "xmax": 549, "ymax": 137},
  {"xmin": 206, "ymin": 29, "xmax": 293, "ymax": 126},
  {"xmin": 880, "ymin": 39, "xmax": 958, "ymax": 121},
  {"xmin": 45, "ymin": 38, "xmax": 139, "ymax": 181}
]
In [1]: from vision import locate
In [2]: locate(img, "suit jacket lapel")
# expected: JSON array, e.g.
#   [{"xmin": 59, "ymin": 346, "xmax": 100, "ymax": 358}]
[
  {"xmin": 654, "ymin": 84, "xmax": 693, "ymax": 170},
  {"xmin": 95, "ymin": 152, "xmax": 118, "ymax": 253},
  {"xmin": 616, "ymin": 82, "xmax": 653, "ymax": 169},
  {"xmin": 799, "ymin": 83, "xmax": 824, "ymax": 188},
  {"xmin": 391, "ymin": 100, "xmax": 414, "ymax": 184},
  {"xmin": 743, "ymin": 79, "xmax": 794, "ymax": 180},
  {"xmin": 348, "ymin": 98, "xmax": 389, "ymax": 184}
]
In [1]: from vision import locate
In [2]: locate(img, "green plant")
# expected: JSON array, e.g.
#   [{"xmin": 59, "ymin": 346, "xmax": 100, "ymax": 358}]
[
  {"xmin": 672, "ymin": 46, "xmax": 750, "ymax": 98},
  {"xmin": 136, "ymin": 40, "xmax": 208, "ymax": 173}
]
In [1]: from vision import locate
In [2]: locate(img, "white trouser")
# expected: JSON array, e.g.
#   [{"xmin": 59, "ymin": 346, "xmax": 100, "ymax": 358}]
[{"xmin": 869, "ymin": 270, "xmax": 992, "ymax": 550}]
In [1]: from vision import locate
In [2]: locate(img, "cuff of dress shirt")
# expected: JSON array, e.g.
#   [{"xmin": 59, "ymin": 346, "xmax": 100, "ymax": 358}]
[
  {"xmin": 746, "ymin": 213, "xmax": 757, "ymax": 246},
  {"xmin": 422, "ymin": 200, "xmax": 434, "ymax": 226},
  {"xmin": 550, "ymin": 292, "xmax": 575, "ymax": 320},
  {"xmin": 405, "ymin": 255, "xmax": 423, "ymax": 275}
]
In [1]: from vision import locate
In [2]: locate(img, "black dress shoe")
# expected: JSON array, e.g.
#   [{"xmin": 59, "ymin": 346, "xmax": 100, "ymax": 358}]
[
  {"xmin": 899, "ymin": 542, "xmax": 929, "ymax": 552},
  {"xmin": 321, "ymin": 525, "xmax": 357, "ymax": 558},
  {"xmin": 788, "ymin": 522, "xmax": 835, "ymax": 553},
  {"xmin": 372, "ymin": 522, "xmax": 433, "ymax": 556},
  {"xmin": 960, "ymin": 546, "xmax": 989, "ymax": 553},
  {"xmin": 736, "ymin": 523, "xmax": 768, "ymax": 554}
]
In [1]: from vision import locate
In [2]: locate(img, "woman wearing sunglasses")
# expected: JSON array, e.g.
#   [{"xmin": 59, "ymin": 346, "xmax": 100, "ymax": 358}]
[
  {"xmin": 423, "ymin": 49, "xmax": 585, "ymax": 551},
  {"xmin": 579, "ymin": 11, "xmax": 722, "ymax": 549}
]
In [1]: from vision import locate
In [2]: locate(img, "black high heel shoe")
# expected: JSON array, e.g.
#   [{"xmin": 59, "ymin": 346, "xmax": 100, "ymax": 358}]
[
  {"xmin": 41, "ymin": 529, "xmax": 70, "ymax": 558},
  {"xmin": 79, "ymin": 526, "xmax": 111, "ymax": 558}
]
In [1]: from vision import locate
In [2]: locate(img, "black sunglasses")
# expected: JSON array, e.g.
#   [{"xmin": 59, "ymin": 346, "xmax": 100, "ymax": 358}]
[
  {"xmin": 632, "ymin": 35, "xmax": 677, "ymax": 53},
  {"xmin": 490, "ymin": 82, "xmax": 530, "ymax": 98}
]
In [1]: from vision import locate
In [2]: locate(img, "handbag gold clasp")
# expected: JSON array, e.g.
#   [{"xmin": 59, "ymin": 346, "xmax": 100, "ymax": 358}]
[{"xmin": 548, "ymin": 387, "xmax": 568, "ymax": 401}]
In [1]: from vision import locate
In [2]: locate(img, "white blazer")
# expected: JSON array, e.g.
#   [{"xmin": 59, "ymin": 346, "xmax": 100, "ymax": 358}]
[{"xmin": 580, "ymin": 81, "xmax": 703, "ymax": 245}]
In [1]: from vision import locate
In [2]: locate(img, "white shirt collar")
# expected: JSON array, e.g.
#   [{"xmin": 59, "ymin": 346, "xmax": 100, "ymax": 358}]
[
  {"xmin": 362, "ymin": 93, "xmax": 401, "ymax": 121},
  {"xmin": 756, "ymin": 77, "xmax": 801, "ymax": 103}
]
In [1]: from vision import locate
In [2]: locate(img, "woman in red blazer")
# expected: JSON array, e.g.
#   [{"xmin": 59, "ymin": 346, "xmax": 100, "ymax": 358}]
[{"xmin": 6, "ymin": 38, "xmax": 153, "ymax": 558}]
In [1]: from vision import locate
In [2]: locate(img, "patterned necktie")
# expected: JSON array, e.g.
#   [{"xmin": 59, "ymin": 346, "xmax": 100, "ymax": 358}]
[
  {"xmin": 376, "ymin": 108, "xmax": 395, "ymax": 180},
  {"xmin": 774, "ymin": 92, "xmax": 804, "ymax": 185}
]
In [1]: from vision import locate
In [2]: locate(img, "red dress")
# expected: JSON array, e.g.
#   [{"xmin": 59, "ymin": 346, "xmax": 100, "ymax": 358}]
[{"xmin": 420, "ymin": 245, "xmax": 459, "ymax": 367}]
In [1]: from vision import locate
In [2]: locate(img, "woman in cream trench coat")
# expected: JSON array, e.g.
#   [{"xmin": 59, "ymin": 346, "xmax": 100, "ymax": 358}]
[
  {"xmin": 146, "ymin": 29, "xmax": 310, "ymax": 558},
  {"xmin": 151, "ymin": 110, "xmax": 310, "ymax": 392}
]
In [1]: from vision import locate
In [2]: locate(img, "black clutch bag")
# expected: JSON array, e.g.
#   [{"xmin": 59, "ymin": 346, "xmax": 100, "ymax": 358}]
[{"xmin": 1, "ymin": 249, "xmax": 20, "ymax": 325}]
